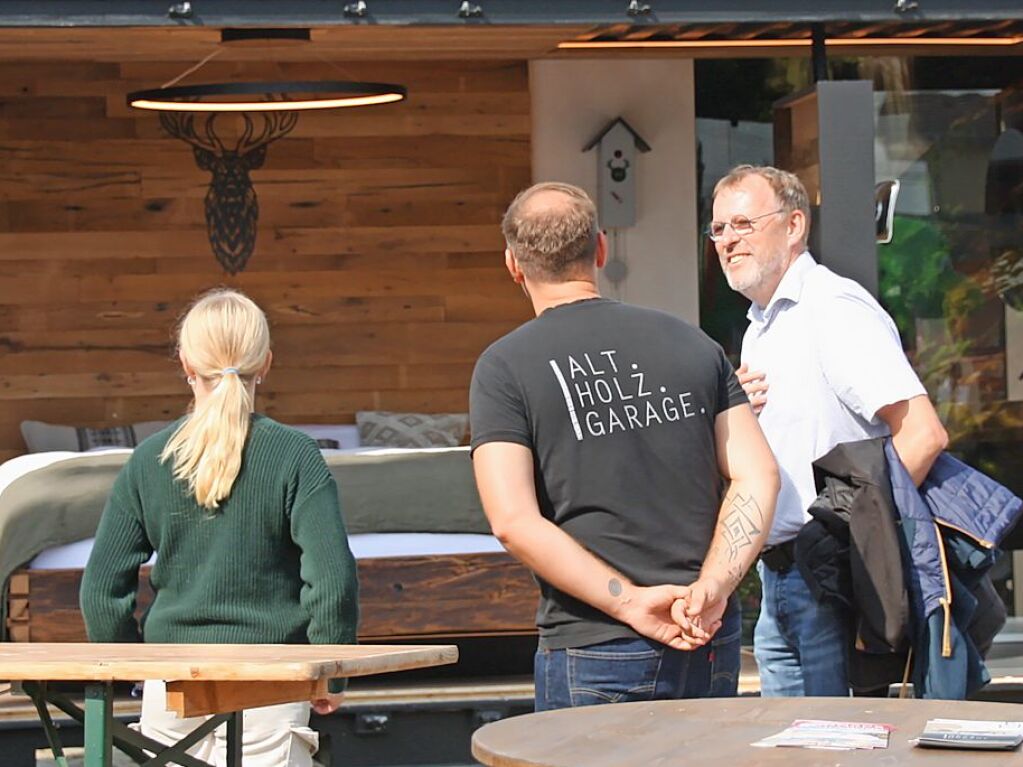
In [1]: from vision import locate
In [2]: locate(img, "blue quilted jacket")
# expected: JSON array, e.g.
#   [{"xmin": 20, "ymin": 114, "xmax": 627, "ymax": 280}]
[{"xmin": 884, "ymin": 441, "xmax": 1022, "ymax": 698}]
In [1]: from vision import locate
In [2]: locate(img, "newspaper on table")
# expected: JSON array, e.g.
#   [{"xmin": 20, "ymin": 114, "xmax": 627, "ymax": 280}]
[
  {"xmin": 914, "ymin": 719, "xmax": 1023, "ymax": 750},
  {"xmin": 752, "ymin": 719, "xmax": 892, "ymax": 751}
]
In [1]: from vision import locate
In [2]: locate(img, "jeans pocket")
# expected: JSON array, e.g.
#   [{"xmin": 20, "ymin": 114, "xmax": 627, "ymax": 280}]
[{"xmin": 567, "ymin": 641, "xmax": 664, "ymax": 707}]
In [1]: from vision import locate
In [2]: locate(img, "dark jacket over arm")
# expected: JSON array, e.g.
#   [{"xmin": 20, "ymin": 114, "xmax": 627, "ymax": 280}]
[{"xmin": 796, "ymin": 437, "xmax": 1022, "ymax": 698}]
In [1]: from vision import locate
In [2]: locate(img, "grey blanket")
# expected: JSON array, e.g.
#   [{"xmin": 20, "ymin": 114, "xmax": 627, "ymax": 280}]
[
  {"xmin": 0, "ymin": 447, "xmax": 488, "ymax": 621},
  {"xmin": 326, "ymin": 449, "xmax": 489, "ymax": 535}
]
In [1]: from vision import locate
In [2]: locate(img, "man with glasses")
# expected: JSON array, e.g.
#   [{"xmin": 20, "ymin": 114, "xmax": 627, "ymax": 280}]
[
  {"xmin": 710, "ymin": 164, "xmax": 948, "ymax": 697},
  {"xmin": 470, "ymin": 181, "xmax": 780, "ymax": 711}
]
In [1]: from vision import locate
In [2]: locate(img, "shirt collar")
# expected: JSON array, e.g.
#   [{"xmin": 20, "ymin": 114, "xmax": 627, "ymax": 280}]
[{"xmin": 747, "ymin": 251, "xmax": 816, "ymax": 324}]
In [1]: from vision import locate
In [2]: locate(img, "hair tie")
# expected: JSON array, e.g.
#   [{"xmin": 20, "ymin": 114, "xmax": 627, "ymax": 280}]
[{"xmin": 221, "ymin": 367, "xmax": 240, "ymax": 376}]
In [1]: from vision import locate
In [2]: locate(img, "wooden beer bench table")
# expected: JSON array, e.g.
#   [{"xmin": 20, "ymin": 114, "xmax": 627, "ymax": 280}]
[{"xmin": 0, "ymin": 642, "xmax": 457, "ymax": 767}]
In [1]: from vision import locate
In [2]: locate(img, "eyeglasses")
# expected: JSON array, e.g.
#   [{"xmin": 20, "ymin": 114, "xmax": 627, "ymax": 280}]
[{"xmin": 706, "ymin": 209, "xmax": 785, "ymax": 241}]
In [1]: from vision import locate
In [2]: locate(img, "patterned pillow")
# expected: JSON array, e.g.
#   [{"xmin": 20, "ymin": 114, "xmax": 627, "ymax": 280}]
[
  {"xmin": 76, "ymin": 426, "xmax": 137, "ymax": 451},
  {"xmin": 20, "ymin": 420, "xmax": 169, "ymax": 453},
  {"xmin": 291, "ymin": 424, "xmax": 361, "ymax": 450},
  {"xmin": 355, "ymin": 411, "xmax": 469, "ymax": 448}
]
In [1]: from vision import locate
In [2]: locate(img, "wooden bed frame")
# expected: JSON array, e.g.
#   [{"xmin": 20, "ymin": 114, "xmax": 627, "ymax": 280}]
[{"xmin": 6, "ymin": 552, "xmax": 539, "ymax": 643}]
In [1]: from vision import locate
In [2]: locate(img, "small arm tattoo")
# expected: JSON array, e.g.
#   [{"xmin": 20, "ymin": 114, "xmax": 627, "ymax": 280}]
[
  {"xmin": 723, "ymin": 564, "xmax": 744, "ymax": 591},
  {"xmin": 608, "ymin": 578, "xmax": 623, "ymax": 597}
]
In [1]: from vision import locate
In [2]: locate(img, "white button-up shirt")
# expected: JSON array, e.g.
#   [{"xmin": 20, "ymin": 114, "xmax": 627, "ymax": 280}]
[{"xmin": 742, "ymin": 252, "xmax": 926, "ymax": 545}]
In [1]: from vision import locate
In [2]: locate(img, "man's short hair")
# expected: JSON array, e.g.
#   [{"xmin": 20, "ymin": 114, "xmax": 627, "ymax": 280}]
[
  {"xmin": 501, "ymin": 182, "xmax": 599, "ymax": 282},
  {"xmin": 713, "ymin": 165, "xmax": 812, "ymax": 243}
]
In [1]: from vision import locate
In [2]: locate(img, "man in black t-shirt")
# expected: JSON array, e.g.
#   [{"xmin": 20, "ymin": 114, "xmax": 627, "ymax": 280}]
[{"xmin": 470, "ymin": 182, "xmax": 780, "ymax": 711}]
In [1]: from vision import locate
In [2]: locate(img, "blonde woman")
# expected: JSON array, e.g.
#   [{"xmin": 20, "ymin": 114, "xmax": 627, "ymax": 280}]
[{"xmin": 81, "ymin": 288, "xmax": 358, "ymax": 767}]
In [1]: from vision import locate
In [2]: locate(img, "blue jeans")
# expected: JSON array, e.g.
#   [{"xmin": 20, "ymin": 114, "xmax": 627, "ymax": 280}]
[
  {"xmin": 534, "ymin": 595, "xmax": 741, "ymax": 712},
  {"xmin": 754, "ymin": 561, "xmax": 851, "ymax": 696}
]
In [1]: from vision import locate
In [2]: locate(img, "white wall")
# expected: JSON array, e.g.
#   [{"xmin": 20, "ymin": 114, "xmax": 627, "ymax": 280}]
[{"xmin": 530, "ymin": 59, "xmax": 698, "ymax": 323}]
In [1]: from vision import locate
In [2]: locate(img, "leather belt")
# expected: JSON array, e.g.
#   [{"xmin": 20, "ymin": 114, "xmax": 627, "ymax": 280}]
[{"xmin": 760, "ymin": 538, "xmax": 796, "ymax": 573}]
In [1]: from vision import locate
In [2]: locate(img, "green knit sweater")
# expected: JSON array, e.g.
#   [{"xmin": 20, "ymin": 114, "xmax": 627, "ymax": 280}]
[{"xmin": 80, "ymin": 414, "xmax": 359, "ymax": 649}]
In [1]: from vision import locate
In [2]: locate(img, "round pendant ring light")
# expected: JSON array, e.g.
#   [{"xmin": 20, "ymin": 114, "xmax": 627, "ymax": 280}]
[{"xmin": 128, "ymin": 80, "xmax": 407, "ymax": 112}]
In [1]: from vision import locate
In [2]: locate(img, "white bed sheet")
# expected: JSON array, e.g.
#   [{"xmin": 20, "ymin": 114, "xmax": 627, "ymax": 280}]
[{"xmin": 28, "ymin": 532, "xmax": 505, "ymax": 570}]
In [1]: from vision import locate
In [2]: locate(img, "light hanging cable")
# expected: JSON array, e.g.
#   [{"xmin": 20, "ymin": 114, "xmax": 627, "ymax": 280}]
[
  {"xmin": 125, "ymin": 28, "xmax": 407, "ymax": 273},
  {"xmin": 126, "ymin": 28, "xmax": 407, "ymax": 113}
]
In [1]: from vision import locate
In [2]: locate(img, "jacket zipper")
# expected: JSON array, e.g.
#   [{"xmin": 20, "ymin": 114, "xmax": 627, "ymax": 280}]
[
  {"xmin": 934, "ymin": 518, "xmax": 995, "ymax": 549},
  {"xmin": 933, "ymin": 522, "xmax": 953, "ymax": 658}
]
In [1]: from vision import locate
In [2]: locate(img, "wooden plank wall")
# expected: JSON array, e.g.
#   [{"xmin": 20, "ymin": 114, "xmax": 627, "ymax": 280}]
[{"xmin": 0, "ymin": 60, "xmax": 533, "ymax": 461}]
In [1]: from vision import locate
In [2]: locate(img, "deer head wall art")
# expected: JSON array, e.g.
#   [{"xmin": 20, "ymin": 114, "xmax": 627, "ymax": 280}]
[
  {"xmin": 160, "ymin": 110, "xmax": 299, "ymax": 274},
  {"xmin": 128, "ymin": 59, "xmax": 406, "ymax": 273}
]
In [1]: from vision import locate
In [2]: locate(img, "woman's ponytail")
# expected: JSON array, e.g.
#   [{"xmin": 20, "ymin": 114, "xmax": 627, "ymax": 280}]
[{"xmin": 160, "ymin": 290, "xmax": 270, "ymax": 509}]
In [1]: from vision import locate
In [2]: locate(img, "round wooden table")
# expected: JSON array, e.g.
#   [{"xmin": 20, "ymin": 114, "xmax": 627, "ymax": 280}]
[{"xmin": 472, "ymin": 697, "xmax": 1023, "ymax": 766}]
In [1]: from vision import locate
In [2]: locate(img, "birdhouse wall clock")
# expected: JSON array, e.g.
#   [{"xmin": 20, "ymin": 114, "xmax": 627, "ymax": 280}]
[{"xmin": 583, "ymin": 117, "xmax": 652, "ymax": 229}]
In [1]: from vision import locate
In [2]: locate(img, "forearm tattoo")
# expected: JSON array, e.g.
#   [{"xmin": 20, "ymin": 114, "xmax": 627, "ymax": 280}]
[
  {"xmin": 720, "ymin": 492, "xmax": 764, "ymax": 561},
  {"xmin": 709, "ymin": 492, "xmax": 765, "ymax": 589},
  {"xmin": 608, "ymin": 577, "xmax": 623, "ymax": 597}
]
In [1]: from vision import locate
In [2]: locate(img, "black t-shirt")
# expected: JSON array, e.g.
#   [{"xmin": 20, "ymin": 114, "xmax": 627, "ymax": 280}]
[{"xmin": 469, "ymin": 298, "xmax": 747, "ymax": 649}]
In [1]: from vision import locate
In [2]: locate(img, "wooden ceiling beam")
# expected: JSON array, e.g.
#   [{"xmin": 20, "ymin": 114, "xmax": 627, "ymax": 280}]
[{"xmin": 0, "ymin": 20, "xmax": 1019, "ymax": 63}]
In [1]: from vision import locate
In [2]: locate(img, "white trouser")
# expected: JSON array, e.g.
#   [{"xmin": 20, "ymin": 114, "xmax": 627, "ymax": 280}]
[{"xmin": 136, "ymin": 680, "xmax": 319, "ymax": 767}]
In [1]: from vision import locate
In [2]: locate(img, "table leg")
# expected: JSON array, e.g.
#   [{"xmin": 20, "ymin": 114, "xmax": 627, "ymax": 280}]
[
  {"xmin": 83, "ymin": 682, "xmax": 114, "ymax": 767},
  {"xmin": 24, "ymin": 683, "xmax": 71, "ymax": 767},
  {"xmin": 28, "ymin": 680, "xmax": 226, "ymax": 767},
  {"xmin": 225, "ymin": 711, "xmax": 243, "ymax": 767}
]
